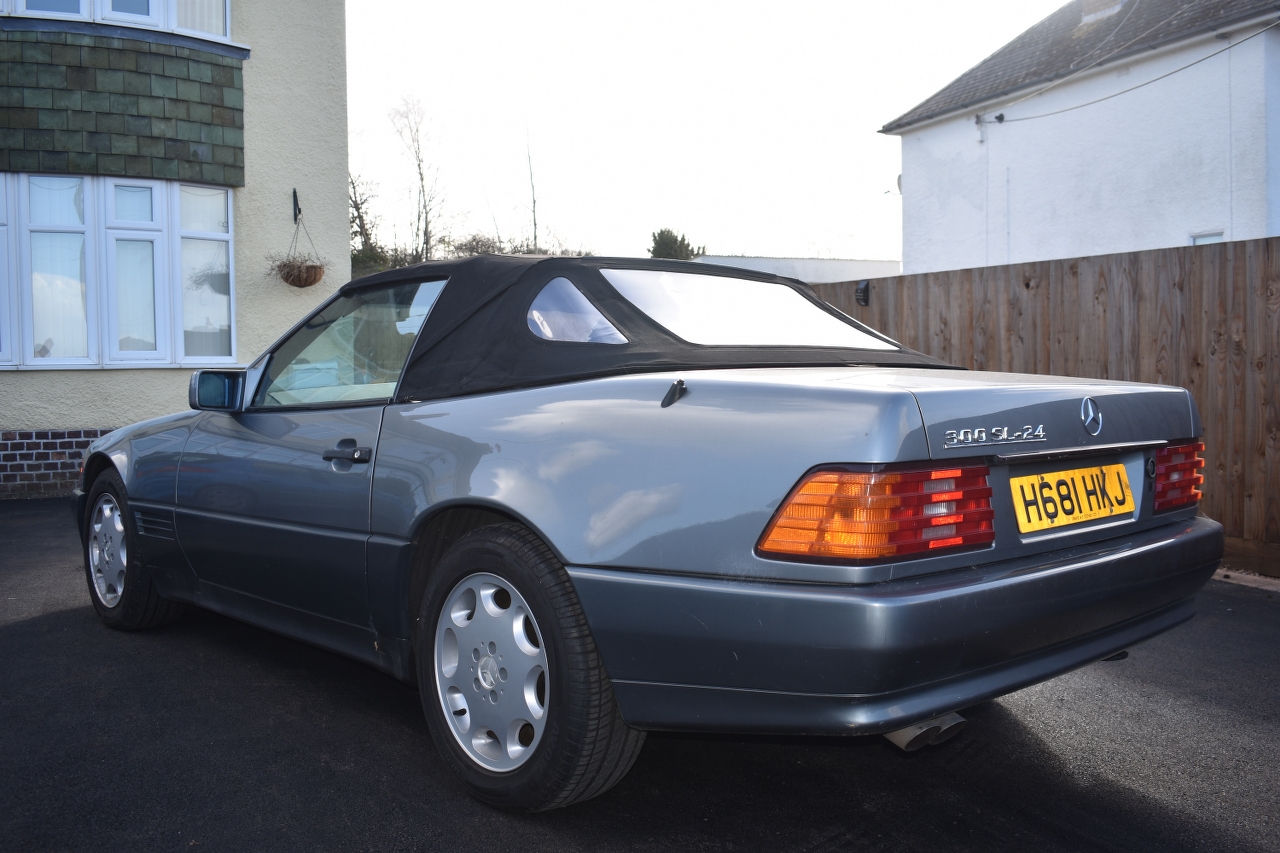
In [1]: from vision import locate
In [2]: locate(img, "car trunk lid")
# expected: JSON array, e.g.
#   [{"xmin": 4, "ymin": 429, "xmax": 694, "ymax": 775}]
[{"xmin": 867, "ymin": 370, "xmax": 1198, "ymax": 459}]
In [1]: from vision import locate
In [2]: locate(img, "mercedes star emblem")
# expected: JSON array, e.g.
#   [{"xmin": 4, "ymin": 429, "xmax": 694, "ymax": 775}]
[{"xmin": 1081, "ymin": 397, "xmax": 1103, "ymax": 436}]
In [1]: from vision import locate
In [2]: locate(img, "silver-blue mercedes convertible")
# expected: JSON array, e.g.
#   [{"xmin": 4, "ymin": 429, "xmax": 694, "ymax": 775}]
[{"xmin": 75, "ymin": 255, "xmax": 1223, "ymax": 811}]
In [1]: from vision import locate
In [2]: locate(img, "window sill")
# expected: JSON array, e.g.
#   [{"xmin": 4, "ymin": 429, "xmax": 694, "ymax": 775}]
[
  {"xmin": 0, "ymin": 16, "xmax": 250, "ymax": 59},
  {"xmin": 0, "ymin": 362, "xmax": 246, "ymax": 371}
]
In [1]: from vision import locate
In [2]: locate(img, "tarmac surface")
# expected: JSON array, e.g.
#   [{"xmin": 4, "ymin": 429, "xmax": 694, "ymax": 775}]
[{"xmin": 1, "ymin": 497, "xmax": 1277, "ymax": 853}]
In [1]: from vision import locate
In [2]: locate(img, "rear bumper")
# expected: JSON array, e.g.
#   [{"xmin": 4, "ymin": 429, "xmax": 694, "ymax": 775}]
[{"xmin": 569, "ymin": 515, "xmax": 1222, "ymax": 735}]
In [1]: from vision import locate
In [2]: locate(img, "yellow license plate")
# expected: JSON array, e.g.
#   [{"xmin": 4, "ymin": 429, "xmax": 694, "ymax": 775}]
[{"xmin": 1010, "ymin": 463, "xmax": 1134, "ymax": 533}]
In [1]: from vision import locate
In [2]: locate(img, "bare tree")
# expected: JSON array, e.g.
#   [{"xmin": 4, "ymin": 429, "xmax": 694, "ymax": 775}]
[
  {"xmin": 389, "ymin": 98, "xmax": 445, "ymax": 262},
  {"xmin": 527, "ymin": 141, "xmax": 538, "ymax": 253},
  {"xmin": 348, "ymin": 173, "xmax": 379, "ymax": 253}
]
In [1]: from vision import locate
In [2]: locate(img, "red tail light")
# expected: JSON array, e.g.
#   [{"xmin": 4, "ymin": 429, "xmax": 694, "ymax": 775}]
[
  {"xmin": 757, "ymin": 463, "xmax": 995, "ymax": 564},
  {"xmin": 1154, "ymin": 441, "xmax": 1205, "ymax": 513}
]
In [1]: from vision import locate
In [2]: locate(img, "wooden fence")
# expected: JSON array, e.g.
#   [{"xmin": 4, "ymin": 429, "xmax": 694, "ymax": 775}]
[{"xmin": 812, "ymin": 237, "xmax": 1280, "ymax": 545}]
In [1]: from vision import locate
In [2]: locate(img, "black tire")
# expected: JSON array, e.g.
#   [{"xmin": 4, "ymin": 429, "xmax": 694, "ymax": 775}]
[
  {"xmin": 83, "ymin": 469, "xmax": 185, "ymax": 630},
  {"xmin": 416, "ymin": 522, "xmax": 645, "ymax": 812}
]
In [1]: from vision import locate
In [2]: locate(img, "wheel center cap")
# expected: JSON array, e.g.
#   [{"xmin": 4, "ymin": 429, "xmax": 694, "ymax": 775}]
[{"xmin": 478, "ymin": 655, "xmax": 499, "ymax": 690}]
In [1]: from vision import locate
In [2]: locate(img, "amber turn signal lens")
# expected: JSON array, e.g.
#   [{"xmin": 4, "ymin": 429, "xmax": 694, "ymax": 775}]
[
  {"xmin": 757, "ymin": 464, "xmax": 995, "ymax": 564},
  {"xmin": 1153, "ymin": 441, "xmax": 1205, "ymax": 513}
]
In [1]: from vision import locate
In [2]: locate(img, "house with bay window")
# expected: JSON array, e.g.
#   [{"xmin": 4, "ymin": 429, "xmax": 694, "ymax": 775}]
[{"xmin": 0, "ymin": 0, "xmax": 350, "ymax": 497}]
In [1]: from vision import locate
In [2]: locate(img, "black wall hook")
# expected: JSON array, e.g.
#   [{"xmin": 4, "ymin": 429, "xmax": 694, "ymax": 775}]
[{"xmin": 292, "ymin": 189, "xmax": 301, "ymax": 224}]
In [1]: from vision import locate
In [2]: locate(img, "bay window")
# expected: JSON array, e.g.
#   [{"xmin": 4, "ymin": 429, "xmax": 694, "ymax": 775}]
[
  {"xmin": 6, "ymin": 0, "xmax": 233, "ymax": 42},
  {"xmin": 1, "ymin": 173, "xmax": 236, "ymax": 369}
]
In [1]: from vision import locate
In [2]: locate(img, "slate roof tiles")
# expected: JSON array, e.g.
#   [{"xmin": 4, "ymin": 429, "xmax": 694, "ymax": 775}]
[{"xmin": 882, "ymin": 0, "xmax": 1280, "ymax": 133}]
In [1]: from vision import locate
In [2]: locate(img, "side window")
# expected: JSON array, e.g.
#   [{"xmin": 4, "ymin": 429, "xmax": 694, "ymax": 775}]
[
  {"xmin": 527, "ymin": 277, "xmax": 627, "ymax": 344},
  {"xmin": 253, "ymin": 279, "xmax": 446, "ymax": 408}
]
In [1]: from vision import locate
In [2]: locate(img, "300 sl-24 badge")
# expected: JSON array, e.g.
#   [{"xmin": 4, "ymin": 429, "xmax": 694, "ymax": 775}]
[{"xmin": 943, "ymin": 424, "xmax": 1047, "ymax": 448}]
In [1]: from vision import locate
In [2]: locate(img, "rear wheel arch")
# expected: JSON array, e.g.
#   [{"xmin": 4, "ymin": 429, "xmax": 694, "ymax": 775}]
[
  {"xmin": 406, "ymin": 505, "xmax": 520, "ymax": 649},
  {"xmin": 401, "ymin": 503, "xmax": 579, "ymax": 681}
]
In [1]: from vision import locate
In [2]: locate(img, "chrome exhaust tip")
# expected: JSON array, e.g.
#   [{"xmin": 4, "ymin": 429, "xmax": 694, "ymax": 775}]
[
  {"xmin": 883, "ymin": 711, "xmax": 967, "ymax": 751},
  {"xmin": 883, "ymin": 722, "xmax": 942, "ymax": 752},
  {"xmin": 927, "ymin": 711, "xmax": 967, "ymax": 745}
]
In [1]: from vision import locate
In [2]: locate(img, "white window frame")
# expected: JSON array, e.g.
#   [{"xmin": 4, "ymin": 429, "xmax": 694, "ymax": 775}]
[
  {"xmin": 168, "ymin": 0, "xmax": 229, "ymax": 42},
  {"xmin": 97, "ymin": 0, "xmax": 162, "ymax": 29},
  {"xmin": 13, "ymin": 0, "xmax": 89, "ymax": 22},
  {"xmin": 104, "ymin": 228, "xmax": 170, "ymax": 363},
  {"xmin": 0, "ymin": 175, "xmax": 13, "ymax": 366},
  {"xmin": 104, "ymin": 176, "xmax": 166, "ymax": 232},
  {"xmin": 0, "ymin": 174, "xmax": 236, "ymax": 370},
  {"xmin": 5, "ymin": 0, "xmax": 239, "ymax": 45},
  {"xmin": 19, "ymin": 174, "xmax": 100, "ymax": 367},
  {"xmin": 172, "ymin": 182, "xmax": 235, "ymax": 366}
]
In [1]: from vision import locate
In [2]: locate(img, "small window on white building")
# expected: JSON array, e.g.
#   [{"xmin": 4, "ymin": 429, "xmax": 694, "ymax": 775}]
[
  {"xmin": 1, "ymin": 174, "xmax": 235, "ymax": 369},
  {"xmin": 1191, "ymin": 232, "xmax": 1224, "ymax": 246}
]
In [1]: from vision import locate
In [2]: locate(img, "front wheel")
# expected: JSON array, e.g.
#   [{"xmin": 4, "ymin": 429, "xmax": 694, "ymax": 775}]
[
  {"xmin": 83, "ymin": 469, "xmax": 184, "ymax": 630},
  {"xmin": 416, "ymin": 523, "xmax": 645, "ymax": 811}
]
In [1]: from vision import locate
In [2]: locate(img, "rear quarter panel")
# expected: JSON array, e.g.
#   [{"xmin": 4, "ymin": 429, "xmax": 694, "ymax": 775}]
[{"xmin": 372, "ymin": 369, "xmax": 929, "ymax": 584}]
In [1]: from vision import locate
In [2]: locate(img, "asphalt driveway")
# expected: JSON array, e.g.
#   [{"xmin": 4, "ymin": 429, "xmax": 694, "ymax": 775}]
[{"xmin": 1, "ymin": 498, "xmax": 1277, "ymax": 853}]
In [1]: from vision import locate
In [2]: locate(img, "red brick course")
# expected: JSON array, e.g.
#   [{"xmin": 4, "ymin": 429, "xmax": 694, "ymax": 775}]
[{"xmin": 0, "ymin": 429, "xmax": 115, "ymax": 498}]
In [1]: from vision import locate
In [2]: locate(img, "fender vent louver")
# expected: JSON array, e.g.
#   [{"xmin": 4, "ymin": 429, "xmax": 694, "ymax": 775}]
[{"xmin": 135, "ymin": 510, "xmax": 175, "ymax": 540}]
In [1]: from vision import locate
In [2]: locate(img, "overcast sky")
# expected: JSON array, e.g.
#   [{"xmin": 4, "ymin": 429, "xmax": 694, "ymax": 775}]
[{"xmin": 346, "ymin": 0, "xmax": 1066, "ymax": 261}]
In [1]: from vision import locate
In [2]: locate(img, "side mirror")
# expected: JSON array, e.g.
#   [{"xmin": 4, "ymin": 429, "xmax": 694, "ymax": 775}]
[{"xmin": 189, "ymin": 370, "xmax": 246, "ymax": 411}]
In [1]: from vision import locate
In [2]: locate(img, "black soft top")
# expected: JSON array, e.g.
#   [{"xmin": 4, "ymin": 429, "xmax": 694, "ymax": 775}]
[{"xmin": 341, "ymin": 255, "xmax": 953, "ymax": 403}]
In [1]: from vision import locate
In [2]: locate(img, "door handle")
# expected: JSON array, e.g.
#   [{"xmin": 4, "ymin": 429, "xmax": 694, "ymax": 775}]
[{"xmin": 322, "ymin": 446, "xmax": 373, "ymax": 463}]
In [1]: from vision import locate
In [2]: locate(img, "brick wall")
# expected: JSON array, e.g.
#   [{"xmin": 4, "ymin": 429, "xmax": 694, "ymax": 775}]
[
  {"xmin": 0, "ymin": 429, "xmax": 114, "ymax": 499},
  {"xmin": 0, "ymin": 27, "xmax": 244, "ymax": 186}
]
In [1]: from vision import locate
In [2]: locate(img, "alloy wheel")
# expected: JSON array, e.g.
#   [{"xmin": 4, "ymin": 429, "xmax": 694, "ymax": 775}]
[
  {"xmin": 435, "ymin": 572, "xmax": 549, "ymax": 772},
  {"xmin": 88, "ymin": 494, "xmax": 128, "ymax": 608}
]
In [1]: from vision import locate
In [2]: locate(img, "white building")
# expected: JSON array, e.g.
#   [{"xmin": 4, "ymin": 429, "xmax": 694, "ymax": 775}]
[
  {"xmin": 693, "ymin": 256, "xmax": 901, "ymax": 284},
  {"xmin": 884, "ymin": 0, "xmax": 1280, "ymax": 274}
]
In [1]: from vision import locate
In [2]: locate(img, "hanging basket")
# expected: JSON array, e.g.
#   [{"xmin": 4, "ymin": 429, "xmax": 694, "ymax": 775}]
[
  {"xmin": 271, "ymin": 256, "xmax": 327, "ymax": 288},
  {"xmin": 270, "ymin": 210, "xmax": 327, "ymax": 288}
]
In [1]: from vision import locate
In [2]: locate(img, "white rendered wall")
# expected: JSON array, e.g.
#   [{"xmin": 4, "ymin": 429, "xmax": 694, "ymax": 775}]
[
  {"xmin": 233, "ymin": 0, "xmax": 350, "ymax": 362},
  {"xmin": 898, "ymin": 26, "xmax": 1278, "ymax": 274}
]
